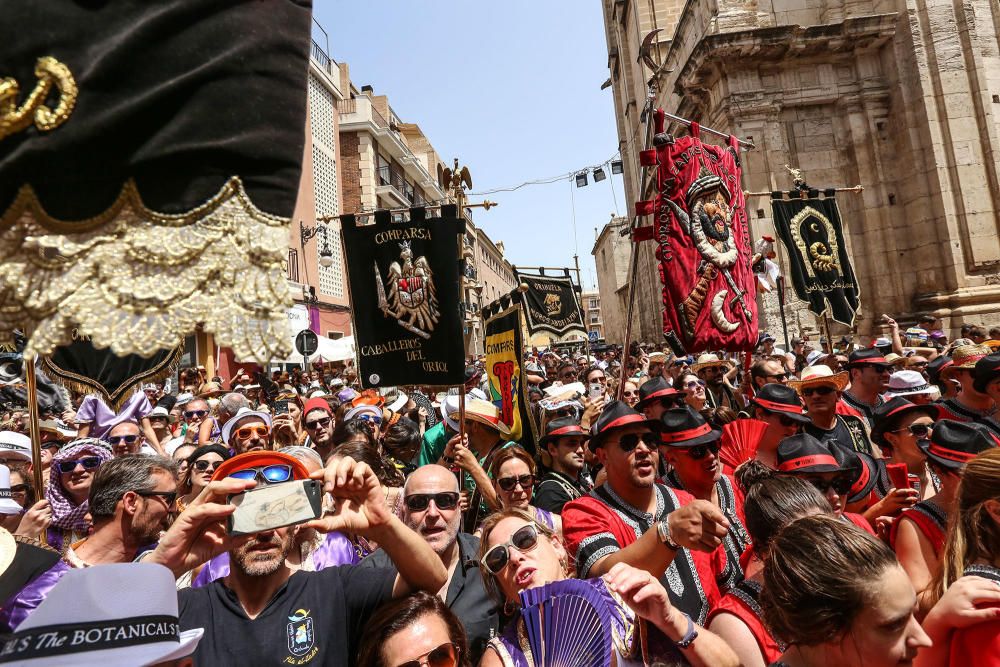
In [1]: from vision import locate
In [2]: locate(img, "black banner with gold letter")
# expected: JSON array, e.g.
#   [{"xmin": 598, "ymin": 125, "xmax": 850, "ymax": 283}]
[
  {"xmin": 484, "ymin": 303, "xmax": 536, "ymax": 450},
  {"xmin": 517, "ymin": 273, "xmax": 585, "ymax": 337},
  {"xmin": 771, "ymin": 192, "xmax": 860, "ymax": 326},
  {"xmin": 341, "ymin": 206, "xmax": 466, "ymax": 388}
]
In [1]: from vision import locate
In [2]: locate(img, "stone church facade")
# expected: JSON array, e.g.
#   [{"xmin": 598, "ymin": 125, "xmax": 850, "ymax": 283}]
[{"xmin": 601, "ymin": 0, "xmax": 1000, "ymax": 345}]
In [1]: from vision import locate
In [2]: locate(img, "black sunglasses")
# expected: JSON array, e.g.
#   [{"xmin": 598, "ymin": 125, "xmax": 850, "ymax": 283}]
[
  {"xmin": 894, "ymin": 423, "xmax": 932, "ymax": 438},
  {"xmin": 9, "ymin": 484, "xmax": 27, "ymax": 495},
  {"xmin": 801, "ymin": 386, "xmax": 835, "ymax": 397},
  {"xmin": 192, "ymin": 459, "xmax": 221, "ymax": 473},
  {"xmin": 616, "ymin": 432, "xmax": 657, "ymax": 452},
  {"xmin": 804, "ymin": 476, "xmax": 853, "ymax": 496},
  {"xmin": 183, "ymin": 409, "xmax": 208, "ymax": 419},
  {"xmin": 304, "ymin": 416, "xmax": 332, "ymax": 430},
  {"xmin": 683, "ymin": 440, "xmax": 721, "ymax": 460},
  {"xmin": 765, "ymin": 372, "xmax": 789, "ymax": 381},
  {"xmin": 57, "ymin": 456, "xmax": 103, "ymax": 474},
  {"xmin": 136, "ymin": 490, "xmax": 178, "ymax": 507},
  {"xmin": 107, "ymin": 434, "xmax": 140, "ymax": 445},
  {"xmin": 497, "ymin": 474, "xmax": 535, "ymax": 492},
  {"xmin": 481, "ymin": 523, "xmax": 540, "ymax": 575},
  {"xmin": 659, "ymin": 397, "xmax": 684, "ymax": 409},
  {"xmin": 404, "ymin": 492, "xmax": 459, "ymax": 512}
]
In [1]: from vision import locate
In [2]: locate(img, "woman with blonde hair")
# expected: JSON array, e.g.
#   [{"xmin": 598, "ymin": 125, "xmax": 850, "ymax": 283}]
[
  {"xmin": 919, "ymin": 448, "xmax": 1000, "ymax": 666},
  {"xmin": 477, "ymin": 507, "xmax": 738, "ymax": 667}
]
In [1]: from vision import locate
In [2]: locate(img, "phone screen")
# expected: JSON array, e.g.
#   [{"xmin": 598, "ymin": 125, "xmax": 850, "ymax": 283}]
[
  {"xmin": 228, "ymin": 479, "xmax": 323, "ymax": 536},
  {"xmin": 589, "ymin": 383, "xmax": 604, "ymax": 400},
  {"xmin": 273, "ymin": 399, "xmax": 289, "ymax": 415}
]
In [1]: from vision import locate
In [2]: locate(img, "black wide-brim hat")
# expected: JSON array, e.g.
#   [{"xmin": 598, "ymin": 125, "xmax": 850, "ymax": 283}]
[
  {"xmin": 589, "ymin": 400, "xmax": 662, "ymax": 451},
  {"xmin": 973, "ymin": 353, "xmax": 1000, "ymax": 393},
  {"xmin": 776, "ymin": 433, "xmax": 848, "ymax": 474},
  {"xmin": 871, "ymin": 397, "xmax": 940, "ymax": 445},
  {"xmin": 920, "ymin": 419, "xmax": 999, "ymax": 470},
  {"xmin": 831, "ymin": 443, "xmax": 883, "ymax": 503},
  {"xmin": 539, "ymin": 417, "xmax": 591, "ymax": 447},
  {"xmin": 659, "ymin": 405, "xmax": 722, "ymax": 448},
  {"xmin": 846, "ymin": 348, "xmax": 891, "ymax": 368},
  {"xmin": 749, "ymin": 384, "xmax": 811, "ymax": 424},
  {"xmin": 635, "ymin": 376, "xmax": 685, "ymax": 410},
  {"xmin": 0, "ymin": 1, "xmax": 312, "ymax": 364}
]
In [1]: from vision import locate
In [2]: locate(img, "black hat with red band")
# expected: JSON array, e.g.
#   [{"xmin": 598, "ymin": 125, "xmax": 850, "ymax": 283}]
[
  {"xmin": 635, "ymin": 377, "xmax": 685, "ymax": 410},
  {"xmin": 539, "ymin": 417, "xmax": 591, "ymax": 447},
  {"xmin": 831, "ymin": 443, "xmax": 889, "ymax": 504},
  {"xmin": 871, "ymin": 397, "xmax": 940, "ymax": 446},
  {"xmin": 846, "ymin": 348, "xmax": 892, "ymax": 370},
  {"xmin": 659, "ymin": 406, "xmax": 722, "ymax": 448},
  {"xmin": 920, "ymin": 419, "xmax": 998, "ymax": 470},
  {"xmin": 749, "ymin": 384, "xmax": 811, "ymax": 424},
  {"xmin": 776, "ymin": 434, "xmax": 849, "ymax": 474},
  {"xmin": 589, "ymin": 400, "xmax": 662, "ymax": 451}
]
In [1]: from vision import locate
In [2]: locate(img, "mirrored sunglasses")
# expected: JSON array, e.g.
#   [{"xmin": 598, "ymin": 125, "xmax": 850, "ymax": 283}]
[{"xmin": 228, "ymin": 464, "xmax": 292, "ymax": 485}]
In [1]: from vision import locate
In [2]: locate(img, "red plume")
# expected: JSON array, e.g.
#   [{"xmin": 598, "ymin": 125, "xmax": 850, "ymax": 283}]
[{"xmin": 719, "ymin": 419, "xmax": 768, "ymax": 474}]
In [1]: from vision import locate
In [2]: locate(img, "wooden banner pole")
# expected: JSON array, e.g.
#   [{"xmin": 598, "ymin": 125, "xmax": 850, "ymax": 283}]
[{"xmin": 24, "ymin": 353, "xmax": 47, "ymax": 545}]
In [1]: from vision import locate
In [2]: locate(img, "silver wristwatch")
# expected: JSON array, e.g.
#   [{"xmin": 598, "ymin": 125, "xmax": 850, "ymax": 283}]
[{"xmin": 656, "ymin": 518, "xmax": 680, "ymax": 550}]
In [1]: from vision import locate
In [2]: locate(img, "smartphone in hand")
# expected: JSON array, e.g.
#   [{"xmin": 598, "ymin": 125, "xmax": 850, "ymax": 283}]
[{"xmin": 227, "ymin": 479, "xmax": 324, "ymax": 536}]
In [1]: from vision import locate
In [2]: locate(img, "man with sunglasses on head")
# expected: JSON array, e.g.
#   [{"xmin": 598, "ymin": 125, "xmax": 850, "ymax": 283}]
[
  {"xmin": 659, "ymin": 406, "xmax": 751, "ymax": 594},
  {"xmin": 792, "ymin": 365, "xmax": 876, "ymax": 457},
  {"xmin": 1, "ymin": 455, "xmax": 178, "ymax": 631},
  {"xmin": 222, "ymin": 407, "xmax": 274, "ymax": 454},
  {"xmin": 141, "ymin": 451, "xmax": 447, "ymax": 667},
  {"xmin": 359, "ymin": 464, "xmax": 499, "ymax": 664},
  {"xmin": 562, "ymin": 400, "xmax": 729, "ymax": 629}
]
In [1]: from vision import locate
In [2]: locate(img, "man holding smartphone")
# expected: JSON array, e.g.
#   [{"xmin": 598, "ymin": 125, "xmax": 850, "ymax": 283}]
[{"xmin": 144, "ymin": 453, "xmax": 447, "ymax": 666}]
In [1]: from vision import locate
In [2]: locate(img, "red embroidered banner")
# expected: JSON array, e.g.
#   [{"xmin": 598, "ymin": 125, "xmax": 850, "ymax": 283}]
[{"xmin": 640, "ymin": 111, "xmax": 758, "ymax": 352}]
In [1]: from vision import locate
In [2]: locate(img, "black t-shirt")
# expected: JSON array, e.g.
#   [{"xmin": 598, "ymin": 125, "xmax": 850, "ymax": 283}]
[
  {"xmin": 179, "ymin": 565, "xmax": 395, "ymax": 666},
  {"xmin": 805, "ymin": 415, "xmax": 874, "ymax": 456},
  {"xmin": 533, "ymin": 471, "xmax": 584, "ymax": 514}
]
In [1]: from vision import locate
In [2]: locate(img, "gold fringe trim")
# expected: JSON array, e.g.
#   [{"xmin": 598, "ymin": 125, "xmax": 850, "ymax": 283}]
[
  {"xmin": 0, "ymin": 176, "xmax": 293, "ymax": 362},
  {"xmin": 42, "ymin": 345, "xmax": 182, "ymax": 412}
]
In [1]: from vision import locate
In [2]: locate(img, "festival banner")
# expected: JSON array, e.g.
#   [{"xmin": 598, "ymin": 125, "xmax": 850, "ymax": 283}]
[
  {"xmin": 341, "ymin": 206, "xmax": 466, "ymax": 388},
  {"xmin": 770, "ymin": 192, "xmax": 860, "ymax": 326},
  {"xmin": 517, "ymin": 273, "xmax": 585, "ymax": 337},
  {"xmin": 635, "ymin": 112, "xmax": 758, "ymax": 352},
  {"xmin": 484, "ymin": 303, "xmax": 536, "ymax": 448}
]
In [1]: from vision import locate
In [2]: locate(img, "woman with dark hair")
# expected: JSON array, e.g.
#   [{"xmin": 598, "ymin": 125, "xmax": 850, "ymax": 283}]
[
  {"xmin": 382, "ymin": 417, "xmax": 421, "ymax": 475},
  {"xmin": 478, "ymin": 507, "xmax": 738, "ymax": 667},
  {"xmin": 678, "ymin": 372, "xmax": 708, "ymax": 412},
  {"xmin": 332, "ymin": 417, "xmax": 378, "ymax": 450},
  {"xmin": 761, "ymin": 514, "xmax": 932, "ymax": 666},
  {"xmin": 176, "ymin": 444, "xmax": 230, "ymax": 512},
  {"xmin": 357, "ymin": 591, "xmax": 471, "ymax": 667},
  {"xmin": 707, "ymin": 460, "xmax": 831, "ymax": 667},
  {"xmin": 331, "ymin": 441, "xmax": 404, "ymax": 558},
  {"xmin": 486, "ymin": 446, "xmax": 560, "ymax": 536}
]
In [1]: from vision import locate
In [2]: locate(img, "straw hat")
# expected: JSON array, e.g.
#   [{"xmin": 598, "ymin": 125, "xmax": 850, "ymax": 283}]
[
  {"xmin": 690, "ymin": 353, "xmax": 728, "ymax": 373},
  {"xmin": 445, "ymin": 397, "xmax": 511, "ymax": 438},
  {"xmin": 788, "ymin": 364, "xmax": 849, "ymax": 394},
  {"xmin": 197, "ymin": 381, "xmax": 226, "ymax": 399},
  {"xmin": 942, "ymin": 344, "xmax": 993, "ymax": 379}
]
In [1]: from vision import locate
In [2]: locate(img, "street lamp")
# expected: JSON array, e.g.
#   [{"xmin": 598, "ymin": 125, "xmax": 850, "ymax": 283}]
[
  {"xmin": 300, "ymin": 220, "xmax": 335, "ymax": 268},
  {"xmin": 593, "ymin": 167, "xmax": 607, "ymax": 182}
]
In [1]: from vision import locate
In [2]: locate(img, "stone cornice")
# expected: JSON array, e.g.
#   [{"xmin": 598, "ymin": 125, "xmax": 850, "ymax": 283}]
[{"xmin": 672, "ymin": 14, "xmax": 898, "ymax": 96}]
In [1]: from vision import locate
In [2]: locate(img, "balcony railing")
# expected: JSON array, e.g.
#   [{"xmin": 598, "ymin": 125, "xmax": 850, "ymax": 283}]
[{"xmin": 310, "ymin": 39, "xmax": 337, "ymax": 76}]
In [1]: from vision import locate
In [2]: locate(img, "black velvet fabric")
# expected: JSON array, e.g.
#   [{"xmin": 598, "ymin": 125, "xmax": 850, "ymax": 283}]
[{"xmin": 0, "ymin": 0, "xmax": 312, "ymax": 219}]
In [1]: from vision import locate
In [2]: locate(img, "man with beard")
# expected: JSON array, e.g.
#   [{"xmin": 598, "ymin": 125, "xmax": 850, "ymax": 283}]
[
  {"xmin": 144, "ymin": 451, "xmax": 446, "ymax": 666},
  {"xmin": 659, "ymin": 406, "xmax": 750, "ymax": 593},
  {"xmin": 0, "ymin": 456, "xmax": 177, "ymax": 630},
  {"xmin": 302, "ymin": 397, "xmax": 336, "ymax": 463},
  {"xmin": 534, "ymin": 417, "xmax": 591, "ymax": 514},
  {"xmin": 359, "ymin": 464, "xmax": 498, "ymax": 663},
  {"xmin": 562, "ymin": 401, "xmax": 728, "ymax": 627},
  {"xmin": 222, "ymin": 407, "xmax": 273, "ymax": 454}
]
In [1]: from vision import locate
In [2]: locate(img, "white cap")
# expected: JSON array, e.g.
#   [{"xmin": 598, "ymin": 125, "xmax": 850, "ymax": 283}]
[
  {"xmin": 0, "ymin": 465, "xmax": 23, "ymax": 514},
  {"xmin": 221, "ymin": 407, "xmax": 272, "ymax": 445},
  {"xmin": 0, "ymin": 431, "xmax": 32, "ymax": 462},
  {"xmin": 2, "ymin": 563, "xmax": 203, "ymax": 665}
]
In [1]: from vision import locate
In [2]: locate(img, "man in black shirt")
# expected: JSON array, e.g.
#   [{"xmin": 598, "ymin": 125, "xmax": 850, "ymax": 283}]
[
  {"xmin": 791, "ymin": 365, "xmax": 875, "ymax": 457},
  {"xmin": 534, "ymin": 417, "xmax": 590, "ymax": 514},
  {"xmin": 143, "ymin": 453, "xmax": 447, "ymax": 667}
]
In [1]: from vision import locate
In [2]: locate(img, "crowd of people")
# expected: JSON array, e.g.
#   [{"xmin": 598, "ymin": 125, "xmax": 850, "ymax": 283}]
[{"xmin": 0, "ymin": 312, "xmax": 998, "ymax": 666}]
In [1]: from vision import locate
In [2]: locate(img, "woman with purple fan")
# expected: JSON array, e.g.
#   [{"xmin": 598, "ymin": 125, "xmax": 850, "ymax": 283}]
[{"xmin": 477, "ymin": 507, "xmax": 739, "ymax": 667}]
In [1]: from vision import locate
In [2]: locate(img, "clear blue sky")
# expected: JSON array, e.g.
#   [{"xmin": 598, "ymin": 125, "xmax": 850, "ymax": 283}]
[{"xmin": 314, "ymin": 0, "xmax": 626, "ymax": 290}]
